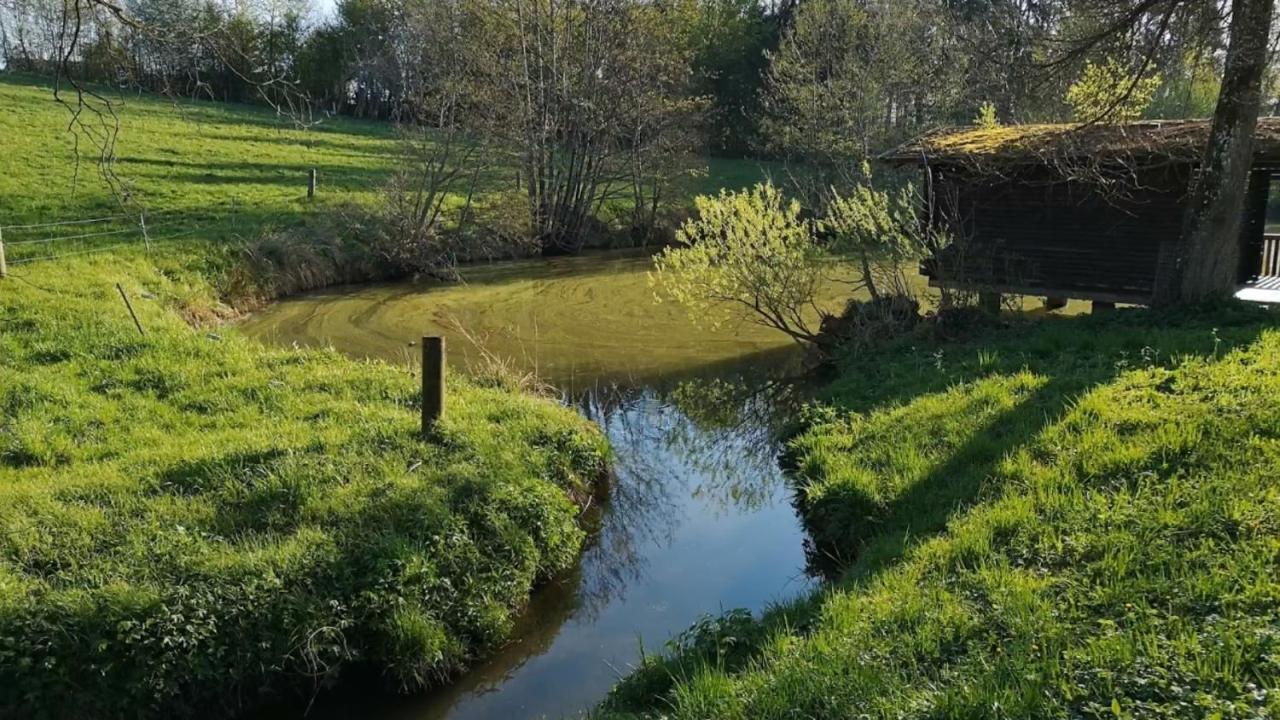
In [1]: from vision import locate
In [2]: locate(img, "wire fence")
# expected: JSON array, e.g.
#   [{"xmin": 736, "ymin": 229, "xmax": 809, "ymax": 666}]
[{"xmin": 0, "ymin": 206, "xmax": 239, "ymax": 275}]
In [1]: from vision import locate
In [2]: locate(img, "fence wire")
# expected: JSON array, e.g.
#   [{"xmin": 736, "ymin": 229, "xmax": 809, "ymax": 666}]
[
  {"xmin": 1, "ymin": 210, "xmax": 220, "ymax": 267},
  {"xmin": 1, "ymin": 215, "xmax": 128, "ymax": 231}
]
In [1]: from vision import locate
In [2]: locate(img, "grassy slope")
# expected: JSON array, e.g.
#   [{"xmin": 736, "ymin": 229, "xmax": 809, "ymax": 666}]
[
  {"xmin": 0, "ymin": 74, "xmax": 617, "ymax": 716},
  {"xmin": 602, "ymin": 306, "xmax": 1280, "ymax": 719},
  {"xmin": 0, "ymin": 73, "xmax": 773, "ymax": 299}
]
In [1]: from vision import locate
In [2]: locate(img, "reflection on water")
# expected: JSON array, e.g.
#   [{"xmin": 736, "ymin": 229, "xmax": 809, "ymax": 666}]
[
  {"xmin": 312, "ymin": 374, "xmax": 817, "ymax": 720},
  {"xmin": 242, "ymin": 252, "xmax": 823, "ymax": 719},
  {"xmin": 237, "ymin": 250, "xmax": 853, "ymax": 389}
]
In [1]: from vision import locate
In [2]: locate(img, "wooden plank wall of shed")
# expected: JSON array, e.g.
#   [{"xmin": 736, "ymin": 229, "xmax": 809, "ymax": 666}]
[
  {"xmin": 1238, "ymin": 168, "xmax": 1273, "ymax": 281},
  {"xmin": 928, "ymin": 164, "xmax": 1192, "ymax": 301}
]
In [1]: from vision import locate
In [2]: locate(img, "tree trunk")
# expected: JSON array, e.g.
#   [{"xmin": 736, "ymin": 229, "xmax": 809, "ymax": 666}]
[{"xmin": 1174, "ymin": 0, "xmax": 1274, "ymax": 303}]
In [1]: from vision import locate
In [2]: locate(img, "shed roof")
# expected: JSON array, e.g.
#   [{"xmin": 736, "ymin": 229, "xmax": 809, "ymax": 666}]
[{"xmin": 882, "ymin": 118, "xmax": 1280, "ymax": 166}]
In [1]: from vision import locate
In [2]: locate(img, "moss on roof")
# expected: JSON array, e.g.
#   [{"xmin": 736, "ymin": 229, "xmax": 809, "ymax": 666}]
[{"xmin": 883, "ymin": 118, "xmax": 1280, "ymax": 166}]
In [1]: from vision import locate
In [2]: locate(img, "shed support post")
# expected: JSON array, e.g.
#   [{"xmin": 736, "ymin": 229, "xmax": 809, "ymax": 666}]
[
  {"xmin": 979, "ymin": 291, "xmax": 1001, "ymax": 314},
  {"xmin": 1044, "ymin": 296, "xmax": 1068, "ymax": 310},
  {"xmin": 1091, "ymin": 301, "xmax": 1116, "ymax": 314}
]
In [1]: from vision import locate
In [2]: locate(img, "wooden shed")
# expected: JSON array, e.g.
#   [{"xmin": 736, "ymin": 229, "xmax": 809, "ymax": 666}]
[{"xmin": 883, "ymin": 120, "xmax": 1280, "ymax": 307}]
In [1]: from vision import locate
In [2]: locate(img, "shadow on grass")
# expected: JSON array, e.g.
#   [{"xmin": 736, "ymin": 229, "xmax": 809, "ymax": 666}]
[
  {"xmin": 801, "ymin": 303, "xmax": 1272, "ymax": 579},
  {"xmin": 599, "ymin": 303, "xmax": 1276, "ymax": 715}
]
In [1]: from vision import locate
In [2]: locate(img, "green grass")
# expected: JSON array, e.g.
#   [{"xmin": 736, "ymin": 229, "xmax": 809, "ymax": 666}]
[
  {"xmin": 0, "ymin": 73, "xmax": 626, "ymax": 716},
  {"xmin": 599, "ymin": 305, "xmax": 1280, "ymax": 719},
  {"xmin": 0, "ymin": 72, "xmax": 771, "ymax": 255}
]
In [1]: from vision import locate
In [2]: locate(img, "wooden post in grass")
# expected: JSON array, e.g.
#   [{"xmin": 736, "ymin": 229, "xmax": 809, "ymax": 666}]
[
  {"xmin": 139, "ymin": 213, "xmax": 151, "ymax": 253},
  {"xmin": 0, "ymin": 224, "xmax": 7, "ymax": 279},
  {"xmin": 307, "ymin": 169, "xmax": 317, "ymax": 200},
  {"xmin": 116, "ymin": 283, "xmax": 145, "ymax": 336},
  {"xmin": 422, "ymin": 336, "xmax": 445, "ymax": 435}
]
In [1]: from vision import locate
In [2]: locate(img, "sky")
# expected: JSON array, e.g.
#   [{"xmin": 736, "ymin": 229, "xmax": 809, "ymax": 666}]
[{"xmin": 313, "ymin": 0, "xmax": 336, "ymax": 19}]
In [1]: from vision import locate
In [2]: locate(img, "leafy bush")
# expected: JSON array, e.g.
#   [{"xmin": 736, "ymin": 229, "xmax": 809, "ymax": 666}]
[
  {"xmin": 652, "ymin": 182, "xmax": 830, "ymax": 345},
  {"xmin": 1067, "ymin": 57, "xmax": 1163, "ymax": 122}
]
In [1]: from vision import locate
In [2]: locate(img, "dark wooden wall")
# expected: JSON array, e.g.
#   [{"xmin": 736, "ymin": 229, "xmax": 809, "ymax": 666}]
[
  {"xmin": 925, "ymin": 164, "xmax": 1193, "ymax": 303},
  {"xmin": 1238, "ymin": 168, "xmax": 1273, "ymax": 282}
]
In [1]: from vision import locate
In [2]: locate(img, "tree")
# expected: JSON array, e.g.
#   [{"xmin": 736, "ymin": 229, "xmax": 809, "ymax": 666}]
[
  {"xmin": 469, "ymin": 0, "xmax": 704, "ymax": 254},
  {"xmin": 652, "ymin": 183, "xmax": 830, "ymax": 345},
  {"xmin": 687, "ymin": 0, "xmax": 778, "ymax": 155},
  {"xmin": 1146, "ymin": 50, "xmax": 1223, "ymax": 119},
  {"xmin": 1056, "ymin": 0, "xmax": 1276, "ymax": 302},
  {"xmin": 1066, "ymin": 57, "xmax": 1162, "ymax": 121},
  {"xmin": 377, "ymin": 0, "xmax": 495, "ymax": 275},
  {"xmin": 761, "ymin": 0, "xmax": 967, "ymax": 205},
  {"xmin": 1177, "ymin": 0, "xmax": 1274, "ymax": 300},
  {"xmin": 946, "ymin": 0, "xmax": 1066, "ymax": 123}
]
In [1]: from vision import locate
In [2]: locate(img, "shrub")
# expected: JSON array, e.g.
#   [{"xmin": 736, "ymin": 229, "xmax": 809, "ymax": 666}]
[{"xmin": 652, "ymin": 182, "xmax": 829, "ymax": 345}]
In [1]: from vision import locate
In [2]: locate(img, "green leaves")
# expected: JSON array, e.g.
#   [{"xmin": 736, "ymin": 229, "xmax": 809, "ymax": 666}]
[
  {"xmin": 652, "ymin": 182, "xmax": 828, "ymax": 345},
  {"xmin": 1066, "ymin": 58, "xmax": 1163, "ymax": 123}
]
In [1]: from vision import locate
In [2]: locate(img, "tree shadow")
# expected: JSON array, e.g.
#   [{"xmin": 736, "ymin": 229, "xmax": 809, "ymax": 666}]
[
  {"xmin": 601, "ymin": 306, "xmax": 1275, "ymax": 714},
  {"xmin": 798, "ymin": 303, "xmax": 1273, "ymax": 581}
]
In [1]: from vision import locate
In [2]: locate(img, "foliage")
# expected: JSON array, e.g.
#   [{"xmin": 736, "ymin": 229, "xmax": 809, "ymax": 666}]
[
  {"xmin": 599, "ymin": 304, "xmax": 1280, "ymax": 719},
  {"xmin": 467, "ymin": 0, "xmax": 707, "ymax": 252},
  {"xmin": 1066, "ymin": 58, "xmax": 1163, "ymax": 122},
  {"xmin": 821, "ymin": 162, "xmax": 930, "ymax": 302},
  {"xmin": 687, "ymin": 0, "xmax": 780, "ymax": 155},
  {"xmin": 376, "ymin": 0, "xmax": 498, "ymax": 276},
  {"xmin": 762, "ymin": 0, "xmax": 966, "ymax": 167},
  {"xmin": 652, "ymin": 183, "xmax": 829, "ymax": 345},
  {"xmin": 1147, "ymin": 51, "xmax": 1222, "ymax": 119},
  {"xmin": 1, "ymin": 0, "xmax": 312, "ymax": 105},
  {"xmin": 973, "ymin": 100, "xmax": 1001, "ymax": 128}
]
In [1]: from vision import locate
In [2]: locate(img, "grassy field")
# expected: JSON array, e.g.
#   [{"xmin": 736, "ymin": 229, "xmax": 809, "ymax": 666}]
[
  {"xmin": 0, "ymin": 73, "xmax": 773, "ymax": 274},
  {"xmin": 600, "ymin": 305, "xmax": 1280, "ymax": 719},
  {"xmin": 0, "ymin": 73, "xmax": 629, "ymax": 716}
]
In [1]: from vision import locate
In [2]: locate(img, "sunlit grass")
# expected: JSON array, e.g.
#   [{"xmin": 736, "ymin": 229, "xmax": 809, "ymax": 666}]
[
  {"xmin": 0, "ymin": 74, "xmax": 618, "ymax": 716},
  {"xmin": 600, "ymin": 305, "xmax": 1280, "ymax": 719}
]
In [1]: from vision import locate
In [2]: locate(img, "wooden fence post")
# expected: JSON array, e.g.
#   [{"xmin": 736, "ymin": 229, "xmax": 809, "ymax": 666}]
[
  {"xmin": 0, "ymin": 224, "xmax": 7, "ymax": 279},
  {"xmin": 116, "ymin": 283, "xmax": 145, "ymax": 336},
  {"xmin": 139, "ymin": 213, "xmax": 151, "ymax": 253},
  {"xmin": 422, "ymin": 336, "xmax": 445, "ymax": 435},
  {"xmin": 307, "ymin": 169, "xmax": 317, "ymax": 200}
]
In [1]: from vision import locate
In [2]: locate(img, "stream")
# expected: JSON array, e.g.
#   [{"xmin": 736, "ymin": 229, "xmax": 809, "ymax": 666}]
[{"xmin": 240, "ymin": 251, "xmax": 846, "ymax": 719}]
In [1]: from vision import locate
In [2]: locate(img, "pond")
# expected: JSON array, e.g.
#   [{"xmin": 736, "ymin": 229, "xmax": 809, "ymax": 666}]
[{"xmin": 240, "ymin": 251, "xmax": 849, "ymax": 719}]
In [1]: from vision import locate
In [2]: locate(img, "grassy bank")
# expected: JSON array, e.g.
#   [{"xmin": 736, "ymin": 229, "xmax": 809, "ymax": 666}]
[
  {"xmin": 0, "ymin": 74, "xmax": 623, "ymax": 716},
  {"xmin": 0, "ymin": 253, "xmax": 609, "ymax": 716},
  {"xmin": 600, "ymin": 305, "xmax": 1280, "ymax": 718}
]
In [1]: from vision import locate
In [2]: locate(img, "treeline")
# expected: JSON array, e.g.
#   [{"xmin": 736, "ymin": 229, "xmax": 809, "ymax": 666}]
[
  {"xmin": 1, "ymin": 0, "xmax": 1265, "ymax": 263},
  {"xmin": 0, "ymin": 0, "xmax": 1244, "ymax": 161},
  {"xmin": 0, "ymin": 0, "xmax": 312, "ymax": 106},
  {"xmin": 0, "ymin": 0, "xmax": 780, "ymax": 155}
]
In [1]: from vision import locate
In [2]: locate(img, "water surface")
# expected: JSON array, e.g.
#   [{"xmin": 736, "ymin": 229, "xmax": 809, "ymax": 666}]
[
  {"xmin": 239, "ymin": 251, "xmax": 845, "ymax": 388},
  {"xmin": 241, "ymin": 251, "xmax": 837, "ymax": 718}
]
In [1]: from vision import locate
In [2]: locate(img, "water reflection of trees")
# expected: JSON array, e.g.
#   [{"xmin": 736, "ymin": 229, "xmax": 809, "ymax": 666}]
[
  {"xmin": 308, "ymin": 371, "xmax": 820, "ymax": 720},
  {"xmin": 566, "ymin": 371, "xmax": 812, "ymax": 619}
]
